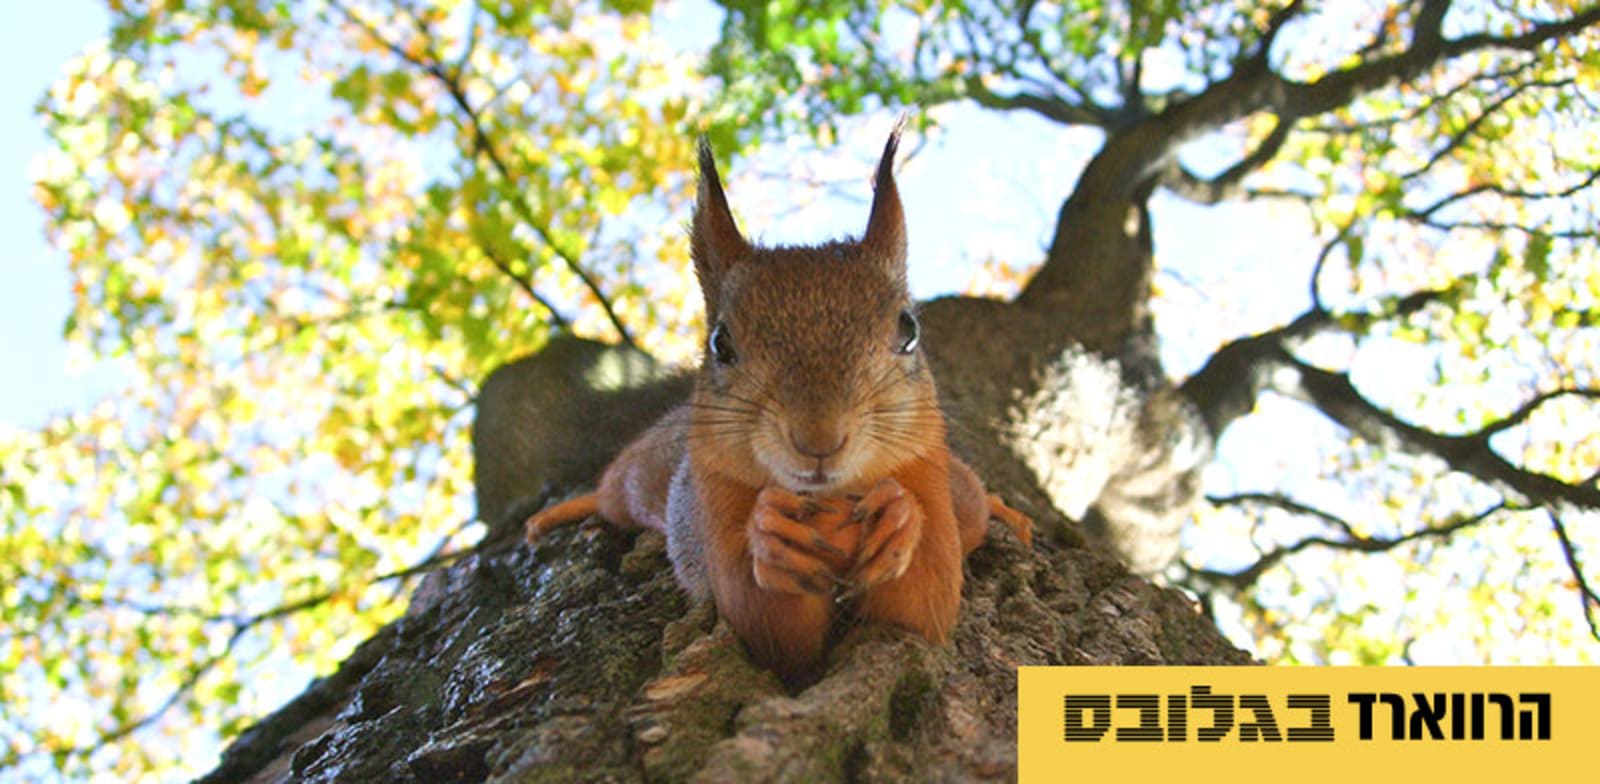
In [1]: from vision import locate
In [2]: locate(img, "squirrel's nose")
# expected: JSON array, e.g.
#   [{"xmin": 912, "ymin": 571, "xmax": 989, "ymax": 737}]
[{"xmin": 790, "ymin": 430, "xmax": 847, "ymax": 460}]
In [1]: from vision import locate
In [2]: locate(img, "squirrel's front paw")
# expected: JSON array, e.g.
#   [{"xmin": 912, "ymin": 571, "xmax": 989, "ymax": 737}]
[
  {"xmin": 749, "ymin": 487, "xmax": 856, "ymax": 595},
  {"xmin": 846, "ymin": 479, "xmax": 924, "ymax": 590}
]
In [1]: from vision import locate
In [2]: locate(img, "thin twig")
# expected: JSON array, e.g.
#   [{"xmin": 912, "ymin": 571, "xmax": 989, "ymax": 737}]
[
  {"xmin": 1548, "ymin": 511, "xmax": 1600, "ymax": 641},
  {"xmin": 331, "ymin": 0, "xmax": 635, "ymax": 347}
]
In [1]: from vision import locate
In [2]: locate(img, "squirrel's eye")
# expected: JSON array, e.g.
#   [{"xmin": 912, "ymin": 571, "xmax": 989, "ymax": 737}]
[
  {"xmin": 895, "ymin": 310, "xmax": 920, "ymax": 355},
  {"xmin": 709, "ymin": 320, "xmax": 737, "ymax": 364}
]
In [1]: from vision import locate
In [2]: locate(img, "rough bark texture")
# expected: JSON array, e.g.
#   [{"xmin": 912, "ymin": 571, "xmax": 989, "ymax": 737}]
[
  {"xmin": 204, "ymin": 515, "xmax": 1245, "ymax": 784},
  {"xmin": 203, "ymin": 292, "xmax": 1246, "ymax": 782}
]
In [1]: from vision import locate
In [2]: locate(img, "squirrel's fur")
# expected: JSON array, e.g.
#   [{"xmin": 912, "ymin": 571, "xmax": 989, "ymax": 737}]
[{"xmin": 527, "ymin": 130, "xmax": 1030, "ymax": 681}]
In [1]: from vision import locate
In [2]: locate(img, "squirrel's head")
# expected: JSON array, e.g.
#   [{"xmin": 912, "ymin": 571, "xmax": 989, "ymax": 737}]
[{"xmin": 687, "ymin": 129, "xmax": 943, "ymax": 494}]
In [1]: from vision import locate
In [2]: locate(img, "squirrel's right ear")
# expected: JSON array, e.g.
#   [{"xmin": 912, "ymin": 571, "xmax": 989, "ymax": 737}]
[{"xmin": 690, "ymin": 138, "xmax": 748, "ymax": 311}]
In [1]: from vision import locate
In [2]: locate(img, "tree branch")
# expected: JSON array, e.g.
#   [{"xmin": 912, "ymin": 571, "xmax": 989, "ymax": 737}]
[
  {"xmin": 1211, "ymin": 491, "xmax": 1362, "ymax": 537},
  {"xmin": 1398, "ymin": 78, "xmax": 1574, "ymax": 182},
  {"xmin": 1308, "ymin": 219, "xmax": 1358, "ymax": 313},
  {"xmin": 1016, "ymin": 28, "xmax": 1097, "ymax": 113},
  {"xmin": 1159, "ymin": 114, "xmax": 1294, "ymax": 204},
  {"xmin": 1023, "ymin": 1, "xmax": 1599, "ymax": 345},
  {"xmin": 331, "ymin": 0, "xmax": 636, "ymax": 348},
  {"xmin": 962, "ymin": 77, "xmax": 1108, "ymax": 126},
  {"xmin": 1178, "ymin": 247, "xmax": 1600, "ymax": 517},
  {"xmin": 1208, "ymin": 340, "xmax": 1600, "ymax": 511},
  {"xmin": 1249, "ymin": 0, "xmax": 1307, "ymax": 67},
  {"xmin": 23, "ymin": 530, "xmax": 498, "ymax": 768},
  {"xmin": 1549, "ymin": 510, "xmax": 1600, "ymax": 640},
  {"xmin": 1408, "ymin": 167, "xmax": 1600, "ymax": 220},
  {"xmin": 479, "ymin": 242, "xmax": 572, "ymax": 329},
  {"xmin": 1471, "ymin": 388, "xmax": 1600, "ymax": 440},
  {"xmin": 1268, "ymin": 5, "xmax": 1598, "ymax": 122},
  {"xmin": 1187, "ymin": 495, "xmax": 1510, "ymax": 590},
  {"xmin": 1179, "ymin": 286, "xmax": 1444, "ymax": 435},
  {"xmin": 1403, "ymin": 218, "xmax": 1597, "ymax": 240},
  {"xmin": 1054, "ymin": 2, "xmax": 1600, "ymax": 209},
  {"xmin": 1306, "ymin": 60, "xmax": 1539, "ymax": 136}
]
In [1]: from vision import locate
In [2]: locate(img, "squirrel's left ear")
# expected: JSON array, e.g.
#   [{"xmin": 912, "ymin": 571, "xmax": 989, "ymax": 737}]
[
  {"xmin": 860, "ymin": 123, "xmax": 907, "ymax": 275},
  {"xmin": 691, "ymin": 136, "xmax": 749, "ymax": 318}
]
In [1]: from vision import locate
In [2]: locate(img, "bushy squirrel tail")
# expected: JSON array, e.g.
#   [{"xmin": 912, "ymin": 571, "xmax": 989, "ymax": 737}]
[{"xmin": 524, "ymin": 494, "xmax": 601, "ymax": 542}]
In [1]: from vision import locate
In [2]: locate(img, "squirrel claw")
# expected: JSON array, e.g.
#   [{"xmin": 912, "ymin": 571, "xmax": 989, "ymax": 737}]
[
  {"xmin": 755, "ymin": 562, "xmax": 838, "ymax": 596},
  {"xmin": 850, "ymin": 479, "xmax": 903, "ymax": 523},
  {"xmin": 806, "ymin": 533, "xmax": 849, "ymax": 560},
  {"xmin": 845, "ymin": 480, "xmax": 922, "ymax": 591},
  {"xmin": 751, "ymin": 489, "xmax": 859, "ymax": 595},
  {"xmin": 750, "ymin": 530, "xmax": 836, "ymax": 595}
]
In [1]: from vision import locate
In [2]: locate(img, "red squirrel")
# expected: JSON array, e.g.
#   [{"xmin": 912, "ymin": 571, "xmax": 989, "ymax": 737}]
[{"xmin": 525, "ymin": 129, "xmax": 1031, "ymax": 681}]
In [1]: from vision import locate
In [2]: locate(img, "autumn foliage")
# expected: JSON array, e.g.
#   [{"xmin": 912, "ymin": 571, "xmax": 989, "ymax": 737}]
[{"xmin": 4, "ymin": 0, "xmax": 1599, "ymax": 779}]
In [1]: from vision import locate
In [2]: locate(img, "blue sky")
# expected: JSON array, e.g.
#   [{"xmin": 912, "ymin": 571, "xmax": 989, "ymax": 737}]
[
  {"xmin": 0, "ymin": 1, "xmax": 1311, "ymax": 430},
  {"xmin": 1, "ymin": 1, "xmax": 117, "ymax": 429},
  {"xmin": 0, "ymin": 0, "xmax": 1318, "ymax": 429}
]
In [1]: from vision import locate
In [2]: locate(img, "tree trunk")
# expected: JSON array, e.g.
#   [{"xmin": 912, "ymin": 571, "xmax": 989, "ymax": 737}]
[{"xmin": 202, "ymin": 270, "xmax": 1247, "ymax": 781}]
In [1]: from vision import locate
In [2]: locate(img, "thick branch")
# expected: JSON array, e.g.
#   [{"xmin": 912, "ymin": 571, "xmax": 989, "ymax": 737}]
[
  {"xmin": 1180, "ymin": 283, "xmax": 1446, "ymax": 435},
  {"xmin": 1184, "ymin": 5, "xmax": 1596, "ymax": 188},
  {"xmin": 1160, "ymin": 115, "xmax": 1294, "ymax": 204},
  {"xmin": 1269, "ymin": 6, "xmax": 1597, "ymax": 122},
  {"xmin": 1185, "ymin": 331, "xmax": 1600, "ymax": 512},
  {"xmin": 1022, "ymin": 2, "xmax": 1600, "ymax": 330},
  {"xmin": 1180, "ymin": 312, "xmax": 1325, "ymax": 435},
  {"xmin": 1250, "ymin": 0, "xmax": 1307, "ymax": 67}
]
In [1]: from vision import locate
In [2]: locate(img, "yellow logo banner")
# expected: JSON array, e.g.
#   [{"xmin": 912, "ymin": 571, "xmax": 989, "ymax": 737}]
[{"xmin": 1019, "ymin": 666, "xmax": 1599, "ymax": 783}]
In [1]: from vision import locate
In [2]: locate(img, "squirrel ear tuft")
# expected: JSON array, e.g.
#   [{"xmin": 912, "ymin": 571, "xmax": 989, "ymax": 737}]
[
  {"xmin": 691, "ymin": 137, "xmax": 748, "ymax": 312},
  {"xmin": 860, "ymin": 121, "xmax": 907, "ymax": 275}
]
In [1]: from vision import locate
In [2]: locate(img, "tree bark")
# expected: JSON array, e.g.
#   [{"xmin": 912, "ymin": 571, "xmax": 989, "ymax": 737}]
[{"xmin": 203, "ymin": 302, "xmax": 1246, "ymax": 782}]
